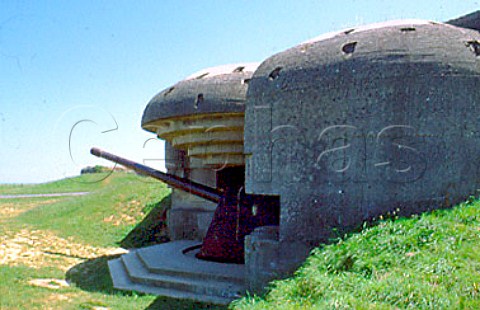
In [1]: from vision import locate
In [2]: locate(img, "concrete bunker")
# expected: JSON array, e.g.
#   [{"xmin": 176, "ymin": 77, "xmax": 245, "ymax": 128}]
[
  {"xmin": 244, "ymin": 19, "xmax": 480, "ymax": 281},
  {"xmin": 99, "ymin": 11, "xmax": 480, "ymax": 304}
]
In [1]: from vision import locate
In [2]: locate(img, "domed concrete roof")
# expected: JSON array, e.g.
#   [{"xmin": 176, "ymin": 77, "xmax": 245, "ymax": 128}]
[
  {"xmin": 248, "ymin": 20, "xmax": 479, "ymax": 91},
  {"xmin": 142, "ymin": 63, "xmax": 258, "ymax": 127},
  {"xmin": 142, "ymin": 63, "xmax": 259, "ymax": 167}
]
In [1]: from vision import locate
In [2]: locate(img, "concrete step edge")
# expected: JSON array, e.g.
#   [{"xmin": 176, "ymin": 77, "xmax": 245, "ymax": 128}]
[
  {"xmin": 108, "ymin": 258, "xmax": 236, "ymax": 305},
  {"xmin": 121, "ymin": 252, "xmax": 245, "ymax": 298},
  {"xmin": 135, "ymin": 249, "xmax": 245, "ymax": 285}
]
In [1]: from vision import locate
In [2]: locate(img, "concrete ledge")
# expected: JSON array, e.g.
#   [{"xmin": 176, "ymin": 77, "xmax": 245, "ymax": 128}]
[
  {"xmin": 137, "ymin": 241, "xmax": 245, "ymax": 284},
  {"xmin": 122, "ymin": 251, "xmax": 244, "ymax": 298},
  {"xmin": 108, "ymin": 257, "xmax": 236, "ymax": 305},
  {"xmin": 108, "ymin": 241, "xmax": 246, "ymax": 305}
]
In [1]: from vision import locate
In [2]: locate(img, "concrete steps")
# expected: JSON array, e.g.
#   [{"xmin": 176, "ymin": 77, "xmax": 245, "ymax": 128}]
[{"xmin": 108, "ymin": 240, "xmax": 246, "ymax": 305}]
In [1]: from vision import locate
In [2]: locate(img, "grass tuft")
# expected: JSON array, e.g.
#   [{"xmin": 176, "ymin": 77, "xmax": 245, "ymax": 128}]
[{"xmin": 232, "ymin": 200, "xmax": 480, "ymax": 309}]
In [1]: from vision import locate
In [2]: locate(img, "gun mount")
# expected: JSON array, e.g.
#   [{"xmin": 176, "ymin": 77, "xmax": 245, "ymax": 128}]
[{"xmin": 90, "ymin": 146, "xmax": 279, "ymax": 264}]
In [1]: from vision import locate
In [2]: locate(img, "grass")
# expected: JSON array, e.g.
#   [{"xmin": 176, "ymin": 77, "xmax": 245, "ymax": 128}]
[
  {"xmin": 0, "ymin": 265, "xmax": 156, "ymax": 310},
  {"xmin": 11, "ymin": 173, "xmax": 169, "ymax": 247},
  {"xmin": 3, "ymin": 172, "xmax": 479, "ymax": 309},
  {"xmin": 232, "ymin": 199, "xmax": 480, "ymax": 309},
  {"xmin": 0, "ymin": 171, "xmax": 224, "ymax": 309},
  {"xmin": 0, "ymin": 173, "xmax": 120, "ymax": 195}
]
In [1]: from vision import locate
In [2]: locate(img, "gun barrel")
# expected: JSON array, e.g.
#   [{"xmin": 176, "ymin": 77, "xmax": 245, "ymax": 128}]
[{"xmin": 90, "ymin": 147, "xmax": 221, "ymax": 203}]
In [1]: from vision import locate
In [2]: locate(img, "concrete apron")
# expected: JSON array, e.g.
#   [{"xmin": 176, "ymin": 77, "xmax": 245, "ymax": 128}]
[{"xmin": 108, "ymin": 240, "xmax": 245, "ymax": 305}]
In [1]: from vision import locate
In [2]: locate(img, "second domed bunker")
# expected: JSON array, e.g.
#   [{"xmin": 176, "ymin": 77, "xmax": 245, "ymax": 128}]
[
  {"xmin": 141, "ymin": 63, "xmax": 280, "ymax": 262},
  {"xmin": 142, "ymin": 63, "xmax": 259, "ymax": 167},
  {"xmin": 142, "ymin": 64, "xmax": 258, "ymax": 242}
]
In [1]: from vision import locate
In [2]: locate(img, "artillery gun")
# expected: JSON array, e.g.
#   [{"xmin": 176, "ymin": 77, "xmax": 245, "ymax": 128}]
[{"xmin": 91, "ymin": 146, "xmax": 278, "ymax": 263}]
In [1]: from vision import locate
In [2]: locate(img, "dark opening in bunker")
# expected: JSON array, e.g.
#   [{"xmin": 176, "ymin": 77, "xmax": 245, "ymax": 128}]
[
  {"xmin": 196, "ymin": 166, "xmax": 280, "ymax": 264},
  {"xmin": 216, "ymin": 166, "xmax": 280, "ymax": 228},
  {"xmin": 342, "ymin": 41, "xmax": 357, "ymax": 54}
]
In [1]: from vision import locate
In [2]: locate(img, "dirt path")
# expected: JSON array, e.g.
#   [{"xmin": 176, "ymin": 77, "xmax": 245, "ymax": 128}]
[
  {"xmin": 0, "ymin": 228, "xmax": 126, "ymax": 271},
  {"xmin": 0, "ymin": 195, "xmax": 126, "ymax": 271},
  {"xmin": 0, "ymin": 192, "xmax": 90, "ymax": 199}
]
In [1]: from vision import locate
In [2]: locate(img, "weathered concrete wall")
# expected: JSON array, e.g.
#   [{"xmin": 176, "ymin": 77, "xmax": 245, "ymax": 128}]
[
  {"xmin": 165, "ymin": 142, "xmax": 216, "ymax": 241},
  {"xmin": 244, "ymin": 226, "xmax": 280, "ymax": 293},
  {"xmin": 245, "ymin": 21, "xmax": 480, "ymax": 272}
]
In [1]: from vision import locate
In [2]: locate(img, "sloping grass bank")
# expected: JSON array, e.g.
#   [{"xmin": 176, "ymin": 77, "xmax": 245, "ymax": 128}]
[
  {"xmin": 3, "ymin": 173, "xmax": 479, "ymax": 309},
  {"xmin": 0, "ymin": 172, "xmax": 119, "ymax": 195},
  {"xmin": 233, "ymin": 200, "xmax": 480, "ymax": 309},
  {"xmin": 1, "ymin": 172, "xmax": 227, "ymax": 309},
  {"xmin": 10, "ymin": 172, "xmax": 170, "ymax": 247},
  {"xmin": 0, "ymin": 172, "xmax": 170, "ymax": 309}
]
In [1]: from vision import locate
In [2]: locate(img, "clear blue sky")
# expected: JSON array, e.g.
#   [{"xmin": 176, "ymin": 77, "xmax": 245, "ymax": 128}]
[{"xmin": 1, "ymin": 1, "xmax": 478, "ymax": 183}]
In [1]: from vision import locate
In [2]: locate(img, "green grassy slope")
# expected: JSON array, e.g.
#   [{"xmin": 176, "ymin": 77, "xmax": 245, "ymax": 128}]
[
  {"xmin": 0, "ymin": 172, "xmax": 126, "ymax": 195},
  {"xmin": 232, "ymin": 200, "xmax": 480, "ymax": 309},
  {"xmin": 1, "ymin": 172, "xmax": 227, "ymax": 309},
  {"xmin": 0, "ymin": 172, "xmax": 163, "ymax": 309},
  {"xmin": 4, "ymin": 172, "xmax": 479, "ymax": 309},
  {"xmin": 7, "ymin": 172, "xmax": 170, "ymax": 247}
]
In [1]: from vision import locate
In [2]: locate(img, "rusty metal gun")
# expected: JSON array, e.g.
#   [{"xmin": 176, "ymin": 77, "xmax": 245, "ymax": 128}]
[{"xmin": 90, "ymin": 147, "xmax": 221, "ymax": 203}]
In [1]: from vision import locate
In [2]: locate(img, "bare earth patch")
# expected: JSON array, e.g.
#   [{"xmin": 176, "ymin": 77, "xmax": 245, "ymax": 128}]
[
  {"xmin": 28, "ymin": 278, "xmax": 70, "ymax": 289},
  {"xmin": 103, "ymin": 213, "xmax": 137, "ymax": 226},
  {"xmin": 46, "ymin": 293, "xmax": 71, "ymax": 301},
  {"xmin": 102, "ymin": 199, "xmax": 144, "ymax": 226},
  {"xmin": 0, "ymin": 199, "xmax": 61, "ymax": 220},
  {"xmin": 0, "ymin": 229, "xmax": 127, "ymax": 271},
  {"xmin": 39, "ymin": 292, "xmax": 79, "ymax": 309}
]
